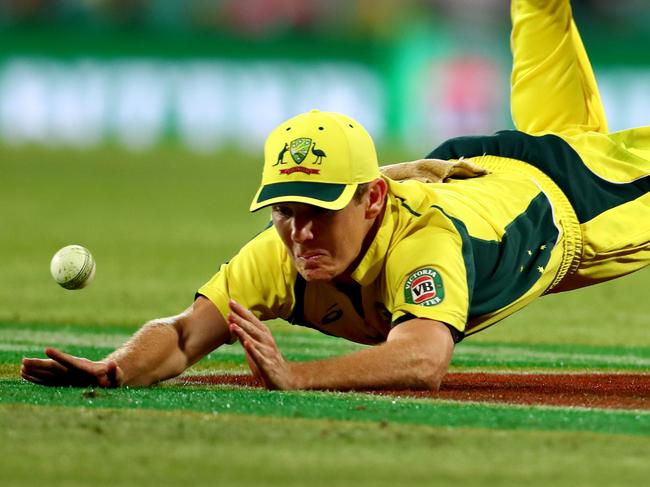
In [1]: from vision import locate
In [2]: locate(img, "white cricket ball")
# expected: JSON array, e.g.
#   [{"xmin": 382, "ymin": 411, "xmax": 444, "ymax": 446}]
[{"xmin": 50, "ymin": 245, "xmax": 96, "ymax": 290}]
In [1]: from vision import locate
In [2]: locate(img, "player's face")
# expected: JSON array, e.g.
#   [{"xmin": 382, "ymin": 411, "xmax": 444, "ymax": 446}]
[{"xmin": 271, "ymin": 186, "xmax": 384, "ymax": 281}]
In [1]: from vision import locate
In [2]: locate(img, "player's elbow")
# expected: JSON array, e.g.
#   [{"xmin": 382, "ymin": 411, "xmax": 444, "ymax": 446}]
[
  {"xmin": 400, "ymin": 349, "xmax": 448, "ymax": 391},
  {"xmin": 387, "ymin": 319, "xmax": 454, "ymax": 391},
  {"xmin": 413, "ymin": 342, "xmax": 453, "ymax": 391},
  {"xmin": 413, "ymin": 356, "xmax": 447, "ymax": 391},
  {"xmin": 415, "ymin": 339, "xmax": 454, "ymax": 391}
]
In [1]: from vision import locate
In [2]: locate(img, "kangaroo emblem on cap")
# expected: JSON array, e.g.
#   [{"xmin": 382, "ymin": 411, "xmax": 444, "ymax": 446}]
[
  {"xmin": 273, "ymin": 143, "xmax": 289, "ymax": 166},
  {"xmin": 276, "ymin": 138, "xmax": 327, "ymax": 175}
]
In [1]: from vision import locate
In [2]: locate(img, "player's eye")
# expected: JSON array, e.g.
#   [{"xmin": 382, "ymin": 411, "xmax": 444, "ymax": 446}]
[
  {"xmin": 272, "ymin": 205, "xmax": 293, "ymax": 218},
  {"xmin": 311, "ymin": 207, "xmax": 335, "ymax": 219}
]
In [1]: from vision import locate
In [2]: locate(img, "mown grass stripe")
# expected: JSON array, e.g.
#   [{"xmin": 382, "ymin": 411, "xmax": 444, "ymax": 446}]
[
  {"xmin": 0, "ymin": 322, "xmax": 138, "ymax": 335},
  {"xmin": 1, "ymin": 380, "xmax": 648, "ymax": 436},
  {"xmin": 4, "ymin": 347, "xmax": 650, "ymax": 372},
  {"xmin": 3, "ymin": 322, "xmax": 650, "ymax": 371},
  {"xmin": 4, "ymin": 344, "xmax": 650, "ymax": 372},
  {"xmin": 452, "ymin": 343, "xmax": 650, "ymax": 370}
]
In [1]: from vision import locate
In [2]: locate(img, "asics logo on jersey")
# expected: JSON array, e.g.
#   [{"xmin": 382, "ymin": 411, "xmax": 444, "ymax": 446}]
[{"xmin": 321, "ymin": 303, "xmax": 343, "ymax": 325}]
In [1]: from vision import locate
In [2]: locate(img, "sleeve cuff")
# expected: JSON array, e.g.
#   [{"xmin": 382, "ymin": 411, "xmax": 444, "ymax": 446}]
[{"xmin": 391, "ymin": 312, "xmax": 465, "ymax": 343}]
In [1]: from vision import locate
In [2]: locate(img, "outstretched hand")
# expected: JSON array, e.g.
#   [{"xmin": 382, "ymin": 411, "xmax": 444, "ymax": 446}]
[
  {"xmin": 21, "ymin": 348, "xmax": 123, "ymax": 388},
  {"xmin": 227, "ymin": 300, "xmax": 295, "ymax": 390}
]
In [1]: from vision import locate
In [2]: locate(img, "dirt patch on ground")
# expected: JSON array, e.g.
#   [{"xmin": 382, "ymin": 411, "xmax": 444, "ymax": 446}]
[{"xmin": 179, "ymin": 372, "xmax": 650, "ymax": 410}]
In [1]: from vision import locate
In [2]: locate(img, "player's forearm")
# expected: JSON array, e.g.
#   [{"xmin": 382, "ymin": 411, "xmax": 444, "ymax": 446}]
[
  {"xmin": 106, "ymin": 321, "xmax": 188, "ymax": 387},
  {"xmin": 288, "ymin": 331, "xmax": 451, "ymax": 391}
]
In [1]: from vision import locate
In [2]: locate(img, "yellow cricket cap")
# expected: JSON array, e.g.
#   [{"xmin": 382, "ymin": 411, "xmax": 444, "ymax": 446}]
[{"xmin": 250, "ymin": 109, "xmax": 380, "ymax": 212}]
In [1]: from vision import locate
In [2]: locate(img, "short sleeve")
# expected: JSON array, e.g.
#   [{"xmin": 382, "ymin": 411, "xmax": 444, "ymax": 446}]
[
  {"xmin": 197, "ymin": 227, "xmax": 294, "ymax": 323},
  {"xmin": 385, "ymin": 220, "xmax": 470, "ymax": 333}
]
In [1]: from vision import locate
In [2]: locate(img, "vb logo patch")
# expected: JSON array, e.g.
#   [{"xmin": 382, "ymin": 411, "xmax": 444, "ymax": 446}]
[{"xmin": 404, "ymin": 268, "xmax": 444, "ymax": 306}]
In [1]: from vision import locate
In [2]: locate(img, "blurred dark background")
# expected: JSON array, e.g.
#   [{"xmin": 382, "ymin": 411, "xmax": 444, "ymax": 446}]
[
  {"xmin": 2, "ymin": 1, "xmax": 648, "ymax": 36},
  {"xmin": 1, "ymin": 0, "xmax": 648, "ymax": 154}
]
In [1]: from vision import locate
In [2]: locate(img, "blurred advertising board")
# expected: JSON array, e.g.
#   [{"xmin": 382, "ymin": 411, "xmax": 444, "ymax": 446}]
[
  {"xmin": 0, "ymin": 28, "xmax": 648, "ymax": 153},
  {"xmin": 0, "ymin": 57, "xmax": 385, "ymax": 152}
]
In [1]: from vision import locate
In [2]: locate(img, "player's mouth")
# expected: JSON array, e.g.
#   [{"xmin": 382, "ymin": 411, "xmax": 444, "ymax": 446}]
[
  {"xmin": 294, "ymin": 247, "xmax": 334, "ymax": 269},
  {"xmin": 295, "ymin": 253, "xmax": 337, "ymax": 281},
  {"xmin": 296, "ymin": 251, "xmax": 327, "ymax": 266}
]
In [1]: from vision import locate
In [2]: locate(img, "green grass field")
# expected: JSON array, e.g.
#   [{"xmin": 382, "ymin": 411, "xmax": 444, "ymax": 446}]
[{"xmin": 1, "ymin": 145, "xmax": 649, "ymax": 486}]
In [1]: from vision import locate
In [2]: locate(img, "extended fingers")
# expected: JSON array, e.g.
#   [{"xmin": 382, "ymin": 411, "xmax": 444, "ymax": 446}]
[
  {"xmin": 21, "ymin": 350, "xmax": 115, "ymax": 388},
  {"xmin": 21, "ymin": 364, "xmax": 58, "ymax": 380},
  {"xmin": 241, "ymin": 339, "xmax": 278, "ymax": 390},
  {"xmin": 228, "ymin": 301, "xmax": 270, "ymax": 341},
  {"xmin": 21, "ymin": 356, "xmax": 68, "ymax": 386},
  {"xmin": 241, "ymin": 338, "xmax": 264, "ymax": 367},
  {"xmin": 229, "ymin": 299, "xmax": 267, "ymax": 330},
  {"xmin": 229, "ymin": 321, "xmax": 277, "ymax": 368},
  {"xmin": 229, "ymin": 323, "xmax": 266, "ymax": 380},
  {"xmin": 45, "ymin": 347, "xmax": 102, "ymax": 376},
  {"xmin": 21, "ymin": 371, "xmax": 51, "ymax": 386},
  {"xmin": 241, "ymin": 341, "xmax": 265, "ymax": 382},
  {"xmin": 45, "ymin": 347, "xmax": 84, "ymax": 369},
  {"xmin": 228, "ymin": 315, "xmax": 267, "ymax": 344},
  {"xmin": 229, "ymin": 321, "xmax": 269, "ymax": 352},
  {"xmin": 227, "ymin": 300, "xmax": 290, "ymax": 390},
  {"xmin": 242, "ymin": 346, "xmax": 263, "ymax": 381},
  {"xmin": 229, "ymin": 300, "xmax": 262, "ymax": 324},
  {"xmin": 21, "ymin": 361, "xmax": 71, "ymax": 387},
  {"xmin": 22, "ymin": 357, "xmax": 68, "ymax": 374}
]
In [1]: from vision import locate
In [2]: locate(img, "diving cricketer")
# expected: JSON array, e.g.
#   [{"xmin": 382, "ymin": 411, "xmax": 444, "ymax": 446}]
[{"xmin": 21, "ymin": 0, "xmax": 650, "ymax": 391}]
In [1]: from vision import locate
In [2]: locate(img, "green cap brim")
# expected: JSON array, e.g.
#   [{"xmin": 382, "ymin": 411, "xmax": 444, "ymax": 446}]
[{"xmin": 250, "ymin": 181, "xmax": 357, "ymax": 212}]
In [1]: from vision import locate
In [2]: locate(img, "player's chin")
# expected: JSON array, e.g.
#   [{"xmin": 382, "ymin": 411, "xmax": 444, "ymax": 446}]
[{"xmin": 296, "ymin": 263, "xmax": 339, "ymax": 282}]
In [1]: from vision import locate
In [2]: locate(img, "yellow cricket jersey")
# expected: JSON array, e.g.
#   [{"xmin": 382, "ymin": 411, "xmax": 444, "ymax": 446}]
[
  {"xmin": 199, "ymin": 0, "xmax": 650, "ymax": 345},
  {"xmin": 198, "ymin": 130, "xmax": 600, "ymax": 343},
  {"xmin": 428, "ymin": 129, "xmax": 650, "ymax": 293}
]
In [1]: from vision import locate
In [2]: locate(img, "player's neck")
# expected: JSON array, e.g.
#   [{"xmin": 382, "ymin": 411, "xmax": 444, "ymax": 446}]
[{"xmin": 334, "ymin": 203, "xmax": 386, "ymax": 285}]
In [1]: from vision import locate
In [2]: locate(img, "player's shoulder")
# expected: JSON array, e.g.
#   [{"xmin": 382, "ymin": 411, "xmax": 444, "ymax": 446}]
[
  {"xmin": 219, "ymin": 223, "xmax": 297, "ymax": 299},
  {"xmin": 384, "ymin": 177, "xmax": 437, "ymax": 214},
  {"xmin": 384, "ymin": 181, "xmax": 464, "ymax": 239},
  {"xmin": 237, "ymin": 223, "xmax": 290, "ymax": 267},
  {"xmin": 385, "ymin": 208, "xmax": 464, "ymax": 276}
]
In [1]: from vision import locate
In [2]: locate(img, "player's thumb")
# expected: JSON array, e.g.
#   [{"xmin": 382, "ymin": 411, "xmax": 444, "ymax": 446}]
[{"xmin": 105, "ymin": 360, "xmax": 123, "ymax": 387}]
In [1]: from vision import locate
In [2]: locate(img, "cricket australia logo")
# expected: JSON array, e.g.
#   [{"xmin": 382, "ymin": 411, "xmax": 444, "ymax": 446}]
[
  {"xmin": 290, "ymin": 138, "xmax": 311, "ymax": 164},
  {"xmin": 273, "ymin": 137, "xmax": 327, "ymax": 175},
  {"xmin": 404, "ymin": 268, "xmax": 444, "ymax": 306}
]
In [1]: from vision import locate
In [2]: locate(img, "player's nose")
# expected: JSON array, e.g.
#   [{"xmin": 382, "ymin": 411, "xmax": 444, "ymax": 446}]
[{"xmin": 291, "ymin": 217, "xmax": 314, "ymax": 243}]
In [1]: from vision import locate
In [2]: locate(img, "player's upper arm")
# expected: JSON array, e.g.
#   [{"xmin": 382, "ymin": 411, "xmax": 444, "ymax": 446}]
[
  {"xmin": 387, "ymin": 317, "xmax": 455, "ymax": 350},
  {"xmin": 386, "ymin": 317, "xmax": 455, "ymax": 389},
  {"xmin": 385, "ymin": 222, "xmax": 471, "ymax": 333},
  {"xmin": 172, "ymin": 295, "xmax": 232, "ymax": 367}
]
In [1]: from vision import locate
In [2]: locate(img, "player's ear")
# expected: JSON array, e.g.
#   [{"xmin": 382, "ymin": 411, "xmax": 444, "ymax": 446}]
[{"xmin": 365, "ymin": 178, "xmax": 387, "ymax": 219}]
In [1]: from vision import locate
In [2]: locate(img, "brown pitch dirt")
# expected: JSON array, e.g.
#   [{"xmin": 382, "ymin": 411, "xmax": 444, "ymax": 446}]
[{"xmin": 178, "ymin": 372, "xmax": 650, "ymax": 410}]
